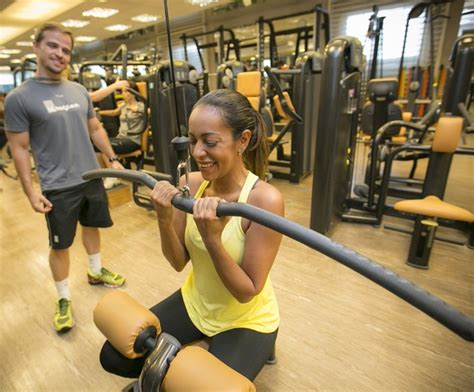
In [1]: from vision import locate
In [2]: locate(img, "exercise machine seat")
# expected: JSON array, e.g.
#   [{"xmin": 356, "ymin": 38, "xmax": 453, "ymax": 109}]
[
  {"xmin": 94, "ymin": 290, "xmax": 161, "ymax": 359},
  {"xmin": 162, "ymin": 346, "xmax": 256, "ymax": 392},
  {"xmin": 94, "ymin": 291, "xmax": 257, "ymax": 391},
  {"xmin": 273, "ymin": 91, "xmax": 295, "ymax": 124},
  {"xmin": 236, "ymin": 71, "xmax": 262, "ymax": 111},
  {"xmin": 117, "ymin": 128, "xmax": 150, "ymax": 161},
  {"xmin": 394, "ymin": 196, "xmax": 474, "ymax": 222}
]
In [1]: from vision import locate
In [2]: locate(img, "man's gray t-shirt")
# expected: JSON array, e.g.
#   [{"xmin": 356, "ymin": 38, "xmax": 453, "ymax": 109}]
[{"xmin": 4, "ymin": 79, "xmax": 100, "ymax": 191}]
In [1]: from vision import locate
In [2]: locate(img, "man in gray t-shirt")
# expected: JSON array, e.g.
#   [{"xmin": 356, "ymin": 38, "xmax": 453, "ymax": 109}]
[{"xmin": 4, "ymin": 23, "xmax": 126, "ymax": 333}]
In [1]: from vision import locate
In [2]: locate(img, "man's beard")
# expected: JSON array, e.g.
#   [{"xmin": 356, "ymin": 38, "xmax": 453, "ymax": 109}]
[{"xmin": 45, "ymin": 62, "xmax": 66, "ymax": 76}]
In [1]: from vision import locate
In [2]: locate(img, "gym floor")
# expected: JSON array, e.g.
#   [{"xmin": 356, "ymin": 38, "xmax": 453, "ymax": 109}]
[{"xmin": 0, "ymin": 133, "xmax": 472, "ymax": 391}]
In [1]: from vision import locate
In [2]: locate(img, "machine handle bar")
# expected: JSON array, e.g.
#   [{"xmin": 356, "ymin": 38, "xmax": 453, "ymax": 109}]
[{"xmin": 83, "ymin": 169, "xmax": 474, "ymax": 342}]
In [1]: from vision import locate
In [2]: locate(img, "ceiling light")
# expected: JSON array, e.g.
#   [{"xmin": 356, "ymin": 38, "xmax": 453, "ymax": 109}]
[
  {"xmin": 11, "ymin": 59, "xmax": 22, "ymax": 64},
  {"xmin": 131, "ymin": 14, "xmax": 159, "ymax": 23},
  {"xmin": 16, "ymin": 41, "xmax": 32, "ymax": 47},
  {"xmin": 25, "ymin": 53, "xmax": 36, "ymax": 58},
  {"xmin": 186, "ymin": 0, "xmax": 219, "ymax": 7},
  {"xmin": 0, "ymin": 49, "xmax": 22, "ymax": 54},
  {"xmin": 61, "ymin": 19, "xmax": 90, "ymax": 28},
  {"xmin": 82, "ymin": 7, "xmax": 118, "ymax": 18},
  {"xmin": 8, "ymin": 1, "xmax": 70, "ymax": 21},
  {"xmin": 0, "ymin": 54, "xmax": 11, "ymax": 59},
  {"xmin": 75, "ymin": 36, "xmax": 97, "ymax": 43},
  {"xmin": 105, "ymin": 24, "xmax": 131, "ymax": 32},
  {"xmin": 0, "ymin": 27, "xmax": 23, "ymax": 45}
]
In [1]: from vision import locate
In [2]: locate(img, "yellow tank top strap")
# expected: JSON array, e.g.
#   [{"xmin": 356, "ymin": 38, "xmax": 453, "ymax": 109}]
[{"xmin": 194, "ymin": 179, "xmax": 210, "ymax": 199}]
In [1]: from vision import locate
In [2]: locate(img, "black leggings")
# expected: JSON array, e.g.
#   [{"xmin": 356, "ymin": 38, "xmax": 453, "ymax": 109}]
[{"xmin": 99, "ymin": 290, "xmax": 278, "ymax": 381}]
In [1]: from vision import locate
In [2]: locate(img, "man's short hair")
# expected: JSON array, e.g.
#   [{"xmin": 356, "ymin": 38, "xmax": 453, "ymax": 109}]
[{"xmin": 34, "ymin": 22, "xmax": 74, "ymax": 50}]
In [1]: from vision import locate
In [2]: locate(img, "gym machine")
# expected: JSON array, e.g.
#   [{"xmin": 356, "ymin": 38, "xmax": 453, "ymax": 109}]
[
  {"xmin": 256, "ymin": 6, "xmax": 330, "ymax": 182},
  {"xmin": 84, "ymin": 168, "xmax": 474, "ymax": 344},
  {"xmin": 84, "ymin": 166, "xmax": 473, "ymax": 390},
  {"xmin": 12, "ymin": 57, "xmax": 36, "ymax": 88},
  {"xmin": 309, "ymin": 36, "xmax": 364, "ymax": 234},
  {"xmin": 182, "ymin": 25, "xmax": 248, "ymax": 91},
  {"xmin": 81, "ymin": 2, "xmax": 474, "ymax": 383},
  {"xmin": 313, "ymin": 33, "xmax": 473, "ymax": 241}
]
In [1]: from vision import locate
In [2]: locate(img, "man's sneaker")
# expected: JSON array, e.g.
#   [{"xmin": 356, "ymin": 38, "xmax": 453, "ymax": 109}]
[
  {"xmin": 88, "ymin": 267, "xmax": 125, "ymax": 288},
  {"xmin": 103, "ymin": 177, "xmax": 121, "ymax": 190},
  {"xmin": 53, "ymin": 298, "xmax": 74, "ymax": 333}
]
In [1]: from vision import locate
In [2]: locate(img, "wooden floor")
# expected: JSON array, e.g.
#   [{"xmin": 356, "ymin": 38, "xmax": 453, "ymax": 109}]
[{"xmin": 0, "ymin": 135, "xmax": 472, "ymax": 391}]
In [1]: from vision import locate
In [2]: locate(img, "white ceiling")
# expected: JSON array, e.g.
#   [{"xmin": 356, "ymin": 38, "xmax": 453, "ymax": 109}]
[{"xmin": 0, "ymin": 0, "xmax": 232, "ymax": 67}]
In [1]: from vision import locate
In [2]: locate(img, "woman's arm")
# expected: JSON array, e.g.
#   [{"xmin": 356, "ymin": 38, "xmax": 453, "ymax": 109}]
[
  {"xmin": 195, "ymin": 181, "xmax": 284, "ymax": 303},
  {"xmin": 90, "ymin": 79, "xmax": 129, "ymax": 102},
  {"xmin": 98, "ymin": 101, "xmax": 124, "ymax": 117},
  {"xmin": 151, "ymin": 174, "xmax": 198, "ymax": 271}
]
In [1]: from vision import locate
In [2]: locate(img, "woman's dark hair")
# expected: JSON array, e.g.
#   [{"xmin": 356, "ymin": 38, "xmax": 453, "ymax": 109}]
[
  {"xmin": 34, "ymin": 22, "xmax": 74, "ymax": 50},
  {"xmin": 193, "ymin": 89, "xmax": 269, "ymax": 179}
]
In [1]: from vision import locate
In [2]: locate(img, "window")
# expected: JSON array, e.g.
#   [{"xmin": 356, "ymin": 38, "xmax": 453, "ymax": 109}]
[{"xmin": 345, "ymin": 5, "xmax": 426, "ymax": 77}]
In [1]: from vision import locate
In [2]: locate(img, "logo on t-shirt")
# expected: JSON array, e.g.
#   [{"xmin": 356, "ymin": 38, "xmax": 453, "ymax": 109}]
[{"xmin": 43, "ymin": 100, "xmax": 80, "ymax": 113}]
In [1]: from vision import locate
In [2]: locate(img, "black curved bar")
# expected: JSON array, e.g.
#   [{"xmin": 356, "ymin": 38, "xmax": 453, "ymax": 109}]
[
  {"xmin": 264, "ymin": 66, "xmax": 303, "ymax": 124},
  {"xmin": 83, "ymin": 169, "xmax": 474, "ymax": 341}
]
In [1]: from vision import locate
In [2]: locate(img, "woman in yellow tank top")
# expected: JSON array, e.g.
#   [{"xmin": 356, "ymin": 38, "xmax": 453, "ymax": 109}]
[{"xmin": 99, "ymin": 89, "xmax": 284, "ymax": 382}]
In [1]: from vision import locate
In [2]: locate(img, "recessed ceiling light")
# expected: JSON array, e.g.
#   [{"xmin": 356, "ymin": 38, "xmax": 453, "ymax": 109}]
[
  {"xmin": 11, "ymin": 59, "xmax": 22, "ymax": 64},
  {"xmin": 75, "ymin": 36, "xmax": 97, "ymax": 43},
  {"xmin": 105, "ymin": 24, "xmax": 131, "ymax": 32},
  {"xmin": 131, "ymin": 14, "xmax": 159, "ymax": 23},
  {"xmin": 0, "ymin": 54, "xmax": 11, "ymax": 59},
  {"xmin": 25, "ymin": 53, "xmax": 36, "ymax": 58},
  {"xmin": 0, "ymin": 49, "xmax": 22, "ymax": 54},
  {"xmin": 82, "ymin": 7, "xmax": 118, "ymax": 18},
  {"xmin": 16, "ymin": 41, "xmax": 32, "ymax": 47},
  {"xmin": 61, "ymin": 19, "xmax": 90, "ymax": 28}
]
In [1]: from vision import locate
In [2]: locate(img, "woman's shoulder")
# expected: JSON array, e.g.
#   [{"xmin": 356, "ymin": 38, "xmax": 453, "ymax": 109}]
[
  {"xmin": 248, "ymin": 178, "xmax": 284, "ymax": 214},
  {"xmin": 179, "ymin": 171, "xmax": 204, "ymax": 196}
]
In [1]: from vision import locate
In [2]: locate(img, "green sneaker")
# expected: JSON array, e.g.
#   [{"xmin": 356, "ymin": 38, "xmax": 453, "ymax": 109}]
[
  {"xmin": 53, "ymin": 298, "xmax": 74, "ymax": 333},
  {"xmin": 88, "ymin": 267, "xmax": 125, "ymax": 288}
]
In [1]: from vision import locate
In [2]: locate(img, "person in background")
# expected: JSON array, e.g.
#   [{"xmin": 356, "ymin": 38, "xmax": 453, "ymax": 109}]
[
  {"xmin": 99, "ymin": 89, "xmax": 284, "ymax": 382},
  {"xmin": 4, "ymin": 22, "xmax": 126, "ymax": 333},
  {"xmin": 96, "ymin": 80, "xmax": 146, "ymax": 189}
]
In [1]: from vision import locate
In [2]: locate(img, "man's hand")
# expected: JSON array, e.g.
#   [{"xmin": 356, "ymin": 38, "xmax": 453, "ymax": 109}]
[{"xmin": 28, "ymin": 192, "xmax": 53, "ymax": 214}]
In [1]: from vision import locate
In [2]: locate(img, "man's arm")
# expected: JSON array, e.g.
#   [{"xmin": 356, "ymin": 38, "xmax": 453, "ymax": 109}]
[
  {"xmin": 6, "ymin": 131, "xmax": 52, "ymax": 213},
  {"xmin": 88, "ymin": 116, "xmax": 123, "ymax": 169}
]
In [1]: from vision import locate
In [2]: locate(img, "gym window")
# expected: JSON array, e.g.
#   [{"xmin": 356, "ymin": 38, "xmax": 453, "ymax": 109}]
[{"xmin": 345, "ymin": 6, "xmax": 424, "ymax": 77}]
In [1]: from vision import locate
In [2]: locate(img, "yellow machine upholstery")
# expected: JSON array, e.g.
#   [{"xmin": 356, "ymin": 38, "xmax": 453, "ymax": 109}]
[
  {"xmin": 394, "ymin": 195, "xmax": 474, "ymax": 222},
  {"xmin": 394, "ymin": 117, "xmax": 470, "ymax": 222},
  {"xmin": 94, "ymin": 291, "xmax": 256, "ymax": 391},
  {"xmin": 391, "ymin": 111, "xmax": 412, "ymax": 144},
  {"xmin": 117, "ymin": 128, "xmax": 150, "ymax": 161},
  {"xmin": 273, "ymin": 91, "xmax": 296, "ymax": 124},
  {"xmin": 431, "ymin": 116, "xmax": 464, "ymax": 153},
  {"xmin": 136, "ymin": 81, "xmax": 147, "ymax": 99},
  {"xmin": 93, "ymin": 290, "xmax": 161, "ymax": 359},
  {"xmin": 236, "ymin": 71, "xmax": 262, "ymax": 111},
  {"xmin": 162, "ymin": 346, "xmax": 256, "ymax": 392}
]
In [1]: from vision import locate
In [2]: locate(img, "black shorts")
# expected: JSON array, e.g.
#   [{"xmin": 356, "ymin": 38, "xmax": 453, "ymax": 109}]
[{"xmin": 44, "ymin": 179, "xmax": 113, "ymax": 249}]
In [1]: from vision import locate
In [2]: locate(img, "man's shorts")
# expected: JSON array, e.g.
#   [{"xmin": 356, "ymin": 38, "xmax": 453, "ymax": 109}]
[{"xmin": 44, "ymin": 179, "xmax": 113, "ymax": 249}]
